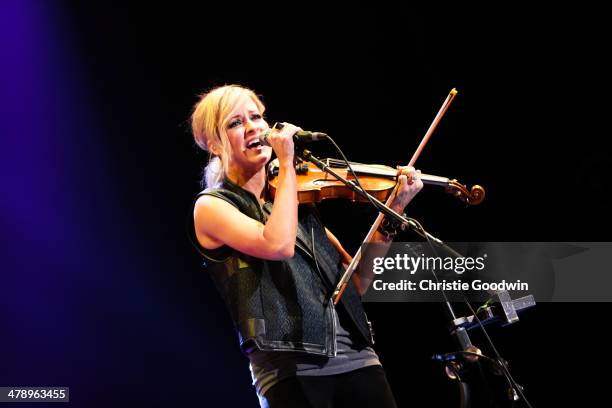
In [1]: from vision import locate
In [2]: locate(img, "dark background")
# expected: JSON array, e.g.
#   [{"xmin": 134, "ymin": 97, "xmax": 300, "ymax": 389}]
[{"xmin": 1, "ymin": 2, "xmax": 609, "ymax": 407}]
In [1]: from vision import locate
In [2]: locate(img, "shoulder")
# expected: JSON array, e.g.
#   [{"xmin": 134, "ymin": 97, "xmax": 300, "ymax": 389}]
[
  {"xmin": 196, "ymin": 188, "xmax": 240, "ymax": 208},
  {"xmin": 194, "ymin": 192, "xmax": 241, "ymax": 223},
  {"xmin": 193, "ymin": 193, "xmax": 243, "ymax": 250}
]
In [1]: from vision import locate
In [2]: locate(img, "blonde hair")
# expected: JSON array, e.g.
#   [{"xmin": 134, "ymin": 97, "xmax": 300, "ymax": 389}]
[{"xmin": 191, "ymin": 85, "xmax": 265, "ymax": 188}]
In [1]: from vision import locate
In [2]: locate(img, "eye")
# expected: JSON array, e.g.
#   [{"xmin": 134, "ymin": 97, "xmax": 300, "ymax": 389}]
[
  {"xmin": 251, "ymin": 113, "xmax": 263, "ymax": 121},
  {"xmin": 227, "ymin": 118, "xmax": 242, "ymax": 129}
]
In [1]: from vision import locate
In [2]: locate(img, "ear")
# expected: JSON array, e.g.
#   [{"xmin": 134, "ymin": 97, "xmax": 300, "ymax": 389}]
[{"xmin": 207, "ymin": 140, "xmax": 221, "ymax": 156}]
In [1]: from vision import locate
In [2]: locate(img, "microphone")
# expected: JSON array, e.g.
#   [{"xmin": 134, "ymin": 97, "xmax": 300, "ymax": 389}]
[{"xmin": 259, "ymin": 128, "xmax": 328, "ymax": 147}]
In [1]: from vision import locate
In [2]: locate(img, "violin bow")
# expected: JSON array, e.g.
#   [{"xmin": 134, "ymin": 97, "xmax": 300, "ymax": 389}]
[{"xmin": 332, "ymin": 88, "xmax": 459, "ymax": 304}]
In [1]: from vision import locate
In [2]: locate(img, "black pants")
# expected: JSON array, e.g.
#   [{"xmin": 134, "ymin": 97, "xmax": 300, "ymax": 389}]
[{"xmin": 261, "ymin": 365, "xmax": 397, "ymax": 408}]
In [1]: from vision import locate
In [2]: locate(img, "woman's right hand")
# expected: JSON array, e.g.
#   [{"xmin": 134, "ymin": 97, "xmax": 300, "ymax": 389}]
[{"xmin": 266, "ymin": 122, "xmax": 301, "ymax": 165}]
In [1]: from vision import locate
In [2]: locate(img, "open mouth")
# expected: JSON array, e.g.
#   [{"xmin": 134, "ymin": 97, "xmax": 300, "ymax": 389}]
[{"xmin": 246, "ymin": 140, "xmax": 263, "ymax": 149}]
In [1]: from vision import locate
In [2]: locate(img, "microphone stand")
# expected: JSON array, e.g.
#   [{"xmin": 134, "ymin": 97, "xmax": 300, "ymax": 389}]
[{"xmin": 297, "ymin": 148, "xmax": 533, "ymax": 408}]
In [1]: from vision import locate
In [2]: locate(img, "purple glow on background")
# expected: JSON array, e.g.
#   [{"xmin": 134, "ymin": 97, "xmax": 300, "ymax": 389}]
[
  {"xmin": 0, "ymin": 0, "xmax": 120, "ymax": 372},
  {"xmin": 0, "ymin": 1, "xmax": 89, "ymax": 314},
  {"xmin": 0, "ymin": 2, "xmax": 210, "ymax": 396}
]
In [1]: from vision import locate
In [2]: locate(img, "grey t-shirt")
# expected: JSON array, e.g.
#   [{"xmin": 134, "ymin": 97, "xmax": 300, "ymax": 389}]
[{"xmin": 248, "ymin": 305, "xmax": 381, "ymax": 398}]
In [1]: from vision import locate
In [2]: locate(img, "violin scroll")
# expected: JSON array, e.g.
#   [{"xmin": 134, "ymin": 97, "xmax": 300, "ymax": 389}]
[{"xmin": 446, "ymin": 180, "xmax": 485, "ymax": 205}]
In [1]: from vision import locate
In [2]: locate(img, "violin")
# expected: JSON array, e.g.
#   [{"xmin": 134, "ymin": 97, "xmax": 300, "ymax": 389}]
[{"xmin": 267, "ymin": 158, "xmax": 485, "ymax": 205}]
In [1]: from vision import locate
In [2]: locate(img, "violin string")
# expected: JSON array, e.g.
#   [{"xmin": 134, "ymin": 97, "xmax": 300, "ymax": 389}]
[{"xmin": 324, "ymin": 135, "xmax": 384, "ymax": 221}]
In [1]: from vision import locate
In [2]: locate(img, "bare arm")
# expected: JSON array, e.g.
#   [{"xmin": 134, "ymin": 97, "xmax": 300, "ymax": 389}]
[{"xmin": 194, "ymin": 165, "xmax": 296, "ymax": 259}]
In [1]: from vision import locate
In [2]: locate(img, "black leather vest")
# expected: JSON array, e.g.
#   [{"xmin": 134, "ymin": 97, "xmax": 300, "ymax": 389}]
[{"xmin": 190, "ymin": 178, "xmax": 374, "ymax": 356}]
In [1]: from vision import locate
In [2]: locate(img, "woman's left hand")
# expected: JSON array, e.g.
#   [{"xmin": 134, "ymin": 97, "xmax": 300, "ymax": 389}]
[{"xmin": 390, "ymin": 166, "xmax": 423, "ymax": 213}]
